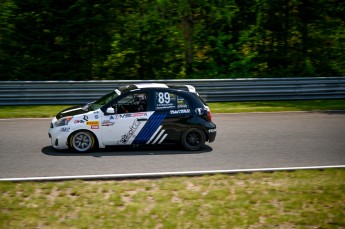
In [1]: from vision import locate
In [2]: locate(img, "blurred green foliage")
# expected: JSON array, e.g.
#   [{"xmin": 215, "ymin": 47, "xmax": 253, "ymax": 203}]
[{"xmin": 0, "ymin": 0, "xmax": 344, "ymax": 80}]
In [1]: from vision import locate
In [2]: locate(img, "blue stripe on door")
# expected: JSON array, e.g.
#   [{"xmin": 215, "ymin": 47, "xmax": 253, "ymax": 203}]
[{"xmin": 133, "ymin": 114, "xmax": 166, "ymax": 144}]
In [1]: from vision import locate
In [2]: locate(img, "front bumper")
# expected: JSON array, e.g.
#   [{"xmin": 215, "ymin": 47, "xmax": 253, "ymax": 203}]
[{"xmin": 48, "ymin": 124, "xmax": 70, "ymax": 150}]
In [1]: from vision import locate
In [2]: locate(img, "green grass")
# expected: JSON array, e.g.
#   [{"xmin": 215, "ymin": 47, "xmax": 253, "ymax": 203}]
[
  {"xmin": 0, "ymin": 105, "xmax": 71, "ymax": 118},
  {"xmin": 209, "ymin": 99, "xmax": 345, "ymax": 113},
  {"xmin": 1, "ymin": 169, "xmax": 344, "ymax": 228},
  {"xmin": 0, "ymin": 100, "xmax": 344, "ymax": 118}
]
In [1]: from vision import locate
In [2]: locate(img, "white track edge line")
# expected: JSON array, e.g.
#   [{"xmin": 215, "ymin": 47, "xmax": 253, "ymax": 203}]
[{"xmin": 1, "ymin": 165, "xmax": 345, "ymax": 182}]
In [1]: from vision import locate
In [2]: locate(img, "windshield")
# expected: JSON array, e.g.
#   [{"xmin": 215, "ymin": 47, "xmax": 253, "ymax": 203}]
[{"xmin": 89, "ymin": 90, "xmax": 120, "ymax": 111}]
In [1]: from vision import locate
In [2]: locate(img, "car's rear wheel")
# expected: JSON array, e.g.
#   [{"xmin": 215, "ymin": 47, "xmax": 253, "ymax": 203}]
[
  {"xmin": 69, "ymin": 130, "xmax": 96, "ymax": 153},
  {"xmin": 181, "ymin": 128, "xmax": 206, "ymax": 151}
]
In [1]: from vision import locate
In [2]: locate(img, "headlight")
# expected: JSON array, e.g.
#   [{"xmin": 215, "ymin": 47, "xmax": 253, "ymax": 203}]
[{"xmin": 55, "ymin": 116, "xmax": 73, "ymax": 127}]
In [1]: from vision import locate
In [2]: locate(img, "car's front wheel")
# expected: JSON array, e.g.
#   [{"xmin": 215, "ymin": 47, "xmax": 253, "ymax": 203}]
[
  {"xmin": 69, "ymin": 130, "xmax": 96, "ymax": 153},
  {"xmin": 181, "ymin": 128, "xmax": 206, "ymax": 151}
]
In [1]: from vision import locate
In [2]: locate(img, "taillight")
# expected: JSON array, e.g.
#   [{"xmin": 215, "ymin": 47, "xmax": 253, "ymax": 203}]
[{"xmin": 207, "ymin": 110, "xmax": 212, "ymax": 121}]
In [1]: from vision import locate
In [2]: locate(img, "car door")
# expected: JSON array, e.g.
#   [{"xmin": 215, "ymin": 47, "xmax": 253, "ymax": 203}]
[{"xmin": 100, "ymin": 91, "xmax": 153, "ymax": 146}]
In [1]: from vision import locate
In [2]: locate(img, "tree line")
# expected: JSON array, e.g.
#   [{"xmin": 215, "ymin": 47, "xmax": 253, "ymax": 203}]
[{"xmin": 0, "ymin": 0, "xmax": 344, "ymax": 81}]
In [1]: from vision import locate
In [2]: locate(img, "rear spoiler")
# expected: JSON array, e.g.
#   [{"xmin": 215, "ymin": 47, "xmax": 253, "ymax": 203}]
[{"xmin": 167, "ymin": 84, "xmax": 198, "ymax": 95}]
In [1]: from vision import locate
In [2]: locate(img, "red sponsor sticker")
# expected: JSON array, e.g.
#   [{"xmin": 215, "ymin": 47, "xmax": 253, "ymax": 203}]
[{"xmin": 91, "ymin": 125, "xmax": 99, "ymax": 129}]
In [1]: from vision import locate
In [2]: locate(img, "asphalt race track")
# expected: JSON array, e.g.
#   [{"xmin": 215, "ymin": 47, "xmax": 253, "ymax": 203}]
[{"xmin": 0, "ymin": 112, "xmax": 345, "ymax": 180}]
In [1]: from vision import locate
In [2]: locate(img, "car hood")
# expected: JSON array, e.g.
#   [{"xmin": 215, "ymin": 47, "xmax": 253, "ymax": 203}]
[{"xmin": 56, "ymin": 105, "xmax": 88, "ymax": 119}]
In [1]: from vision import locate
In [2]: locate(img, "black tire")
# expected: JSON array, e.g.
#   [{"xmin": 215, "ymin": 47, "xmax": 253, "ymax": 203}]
[
  {"xmin": 181, "ymin": 128, "xmax": 206, "ymax": 151},
  {"xmin": 68, "ymin": 130, "xmax": 96, "ymax": 153}
]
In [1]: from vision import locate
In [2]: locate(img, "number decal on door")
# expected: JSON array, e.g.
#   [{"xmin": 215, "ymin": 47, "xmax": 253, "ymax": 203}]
[
  {"xmin": 158, "ymin": 92, "xmax": 170, "ymax": 104},
  {"xmin": 156, "ymin": 92, "xmax": 175, "ymax": 109}
]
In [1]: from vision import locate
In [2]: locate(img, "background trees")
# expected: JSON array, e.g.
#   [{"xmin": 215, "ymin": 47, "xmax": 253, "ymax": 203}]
[{"xmin": 0, "ymin": 0, "xmax": 344, "ymax": 80}]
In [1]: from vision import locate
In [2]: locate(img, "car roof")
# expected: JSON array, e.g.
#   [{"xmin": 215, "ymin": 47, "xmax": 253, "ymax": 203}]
[
  {"xmin": 118, "ymin": 83, "xmax": 198, "ymax": 94},
  {"xmin": 134, "ymin": 83, "xmax": 168, "ymax": 89}
]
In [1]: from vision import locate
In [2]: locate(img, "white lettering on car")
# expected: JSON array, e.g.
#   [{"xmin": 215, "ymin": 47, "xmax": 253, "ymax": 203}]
[
  {"xmin": 115, "ymin": 112, "xmax": 147, "ymax": 119},
  {"xmin": 118, "ymin": 119, "xmax": 142, "ymax": 144},
  {"xmin": 60, "ymin": 127, "xmax": 70, "ymax": 132},
  {"xmin": 102, "ymin": 120, "xmax": 115, "ymax": 126},
  {"xmin": 156, "ymin": 92, "xmax": 175, "ymax": 109},
  {"xmin": 170, "ymin": 109, "xmax": 190, "ymax": 115}
]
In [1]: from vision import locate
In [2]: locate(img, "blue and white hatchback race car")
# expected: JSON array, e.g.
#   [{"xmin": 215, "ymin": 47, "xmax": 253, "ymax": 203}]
[{"xmin": 49, "ymin": 83, "xmax": 216, "ymax": 152}]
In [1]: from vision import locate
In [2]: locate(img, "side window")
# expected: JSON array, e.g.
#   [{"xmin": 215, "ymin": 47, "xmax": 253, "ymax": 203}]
[
  {"xmin": 155, "ymin": 92, "xmax": 189, "ymax": 110},
  {"xmin": 115, "ymin": 92, "xmax": 148, "ymax": 114}
]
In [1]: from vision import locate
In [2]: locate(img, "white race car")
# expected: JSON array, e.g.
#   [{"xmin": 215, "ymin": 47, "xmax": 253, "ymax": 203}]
[{"xmin": 48, "ymin": 83, "xmax": 216, "ymax": 152}]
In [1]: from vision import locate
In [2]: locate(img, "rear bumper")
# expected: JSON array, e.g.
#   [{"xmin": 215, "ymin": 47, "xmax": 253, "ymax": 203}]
[{"xmin": 207, "ymin": 129, "xmax": 217, "ymax": 143}]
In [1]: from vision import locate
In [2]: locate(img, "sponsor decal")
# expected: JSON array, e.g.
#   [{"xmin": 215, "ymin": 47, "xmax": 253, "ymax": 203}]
[
  {"xmin": 60, "ymin": 127, "xmax": 70, "ymax": 132},
  {"xmin": 118, "ymin": 119, "xmax": 142, "ymax": 144},
  {"xmin": 170, "ymin": 109, "xmax": 190, "ymax": 115},
  {"xmin": 102, "ymin": 120, "xmax": 115, "ymax": 126},
  {"xmin": 91, "ymin": 125, "xmax": 99, "ymax": 129},
  {"xmin": 195, "ymin": 108, "xmax": 203, "ymax": 115},
  {"xmin": 95, "ymin": 115, "xmax": 99, "ymax": 119},
  {"xmin": 74, "ymin": 120, "xmax": 85, "ymax": 124},
  {"xmin": 110, "ymin": 115, "xmax": 115, "ymax": 120},
  {"xmin": 177, "ymin": 104, "xmax": 188, "ymax": 109},
  {"xmin": 83, "ymin": 115, "xmax": 89, "ymax": 121},
  {"xmin": 115, "ymin": 112, "xmax": 147, "ymax": 119},
  {"xmin": 177, "ymin": 98, "xmax": 188, "ymax": 109},
  {"xmin": 86, "ymin": 121, "xmax": 99, "ymax": 125},
  {"xmin": 195, "ymin": 108, "xmax": 208, "ymax": 115}
]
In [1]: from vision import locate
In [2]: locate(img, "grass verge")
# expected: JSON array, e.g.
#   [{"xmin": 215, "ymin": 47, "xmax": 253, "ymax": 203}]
[
  {"xmin": 0, "ymin": 100, "xmax": 344, "ymax": 118},
  {"xmin": 0, "ymin": 105, "xmax": 71, "ymax": 118},
  {"xmin": 1, "ymin": 169, "xmax": 344, "ymax": 228},
  {"xmin": 209, "ymin": 99, "xmax": 345, "ymax": 113}
]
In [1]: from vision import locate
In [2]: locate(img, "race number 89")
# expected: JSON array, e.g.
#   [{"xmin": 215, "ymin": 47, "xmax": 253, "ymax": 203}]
[{"xmin": 158, "ymin": 92, "xmax": 170, "ymax": 104}]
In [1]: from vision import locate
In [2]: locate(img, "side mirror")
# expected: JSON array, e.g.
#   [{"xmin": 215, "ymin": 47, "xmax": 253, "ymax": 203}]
[{"xmin": 106, "ymin": 107, "xmax": 115, "ymax": 114}]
